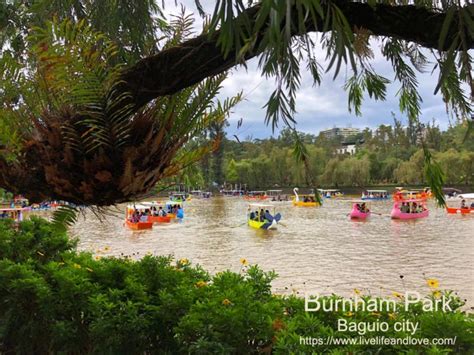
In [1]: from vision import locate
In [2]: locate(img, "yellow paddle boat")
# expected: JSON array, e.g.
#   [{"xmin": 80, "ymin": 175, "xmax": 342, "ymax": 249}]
[
  {"xmin": 247, "ymin": 204, "xmax": 281, "ymax": 230},
  {"xmin": 292, "ymin": 187, "xmax": 319, "ymax": 207}
]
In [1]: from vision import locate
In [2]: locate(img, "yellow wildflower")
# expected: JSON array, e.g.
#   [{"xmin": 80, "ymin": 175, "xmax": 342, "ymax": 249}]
[
  {"xmin": 240, "ymin": 258, "xmax": 248, "ymax": 266},
  {"xmin": 433, "ymin": 290, "xmax": 442, "ymax": 299},
  {"xmin": 104, "ymin": 246, "xmax": 110, "ymax": 251},
  {"xmin": 426, "ymin": 279, "xmax": 439, "ymax": 289},
  {"xmin": 392, "ymin": 291, "xmax": 403, "ymax": 299},
  {"xmin": 36, "ymin": 251, "xmax": 45, "ymax": 257},
  {"xmin": 222, "ymin": 298, "xmax": 232, "ymax": 306},
  {"xmin": 388, "ymin": 313, "xmax": 396, "ymax": 320},
  {"xmin": 344, "ymin": 311, "xmax": 354, "ymax": 317},
  {"xmin": 95, "ymin": 256, "xmax": 101, "ymax": 260},
  {"xmin": 86, "ymin": 267, "xmax": 94, "ymax": 273},
  {"xmin": 179, "ymin": 258, "xmax": 190, "ymax": 266},
  {"xmin": 58, "ymin": 262, "xmax": 65, "ymax": 266},
  {"xmin": 73, "ymin": 263, "xmax": 82, "ymax": 269},
  {"xmin": 353, "ymin": 288, "xmax": 361, "ymax": 296},
  {"xmin": 195, "ymin": 280, "xmax": 207, "ymax": 288},
  {"xmin": 370, "ymin": 312, "xmax": 381, "ymax": 317}
]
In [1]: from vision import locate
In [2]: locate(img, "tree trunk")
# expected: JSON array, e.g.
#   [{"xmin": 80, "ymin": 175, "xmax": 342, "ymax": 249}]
[{"xmin": 119, "ymin": 2, "xmax": 473, "ymax": 110}]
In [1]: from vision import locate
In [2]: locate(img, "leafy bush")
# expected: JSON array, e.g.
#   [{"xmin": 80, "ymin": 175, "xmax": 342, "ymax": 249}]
[{"xmin": 0, "ymin": 218, "xmax": 472, "ymax": 353}]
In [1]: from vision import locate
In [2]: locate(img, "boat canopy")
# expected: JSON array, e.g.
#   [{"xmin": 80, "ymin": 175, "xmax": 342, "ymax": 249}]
[
  {"xmin": 395, "ymin": 199, "xmax": 426, "ymax": 203},
  {"xmin": 126, "ymin": 204, "xmax": 158, "ymax": 210},
  {"xmin": 140, "ymin": 201, "xmax": 161, "ymax": 205},
  {"xmin": 267, "ymin": 190, "xmax": 283, "ymax": 194},
  {"xmin": 318, "ymin": 189, "xmax": 340, "ymax": 192},
  {"xmin": 0, "ymin": 207, "xmax": 26, "ymax": 212},
  {"xmin": 248, "ymin": 203, "xmax": 275, "ymax": 209},
  {"xmin": 349, "ymin": 199, "xmax": 369, "ymax": 203},
  {"xmin": 165, "ymin": 200, "xmax": 182, "ymax": 205},
  {"xmin": 457, "ymin": 193, "xmax": 474, "ymax": 199},
  {"xmin": 366, "ymin": 189, "xmax": 388, "ymax": 193}
]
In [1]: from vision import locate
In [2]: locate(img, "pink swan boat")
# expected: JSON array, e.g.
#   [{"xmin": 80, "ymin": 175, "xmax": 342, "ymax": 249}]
[
  {"xmin": 391, "ymin": 199, "xmax": 429, "ymax": 220},
  {"xmin": 349, "ymin": 200, "xmax": 371, "ymax": 220}
]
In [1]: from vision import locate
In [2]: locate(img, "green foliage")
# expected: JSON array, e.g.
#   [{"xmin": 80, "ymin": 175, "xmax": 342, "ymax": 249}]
[
  {"xmin": 182, "ymin": 122, "xmax": 473, "ymax": 190},
  {"xmin": 205, "ymin": 1, "xmax": 472, "ymax": 128},
  {"xmin": 0, "ymin": 218, "xmax": 472, "ymax": 353}
]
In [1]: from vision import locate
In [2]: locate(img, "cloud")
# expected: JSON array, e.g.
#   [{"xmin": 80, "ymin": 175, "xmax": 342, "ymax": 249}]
[{"xmin": 165, "ymin": 1, "xmax": 463, "ymax": 139}]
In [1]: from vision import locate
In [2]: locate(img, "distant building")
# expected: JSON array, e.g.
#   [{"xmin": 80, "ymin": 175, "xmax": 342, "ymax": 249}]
[
  {"xmin": 320, "ymin": 127, "xmax": 361, "ymax": 139},
  {"xmin": 336, "ymin": 143, "xmax": 357, "ymax": 155}
]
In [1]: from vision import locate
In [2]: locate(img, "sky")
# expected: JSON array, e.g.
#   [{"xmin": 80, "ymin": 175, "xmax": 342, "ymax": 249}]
[{"xmin": 165, "ymin": 1, "xmax": 466, "ymax": 140}]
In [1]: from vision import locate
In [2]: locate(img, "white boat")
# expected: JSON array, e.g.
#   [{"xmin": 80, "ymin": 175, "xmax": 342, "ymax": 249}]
[
  {"xmin": 267, "ymin": 189, "xmax": 289, "ymax": 202},
  {"xmin": 457, "ymin": 193, "xmax": 474, "ymax": 199},
  {"xmin": 361, "ymin": 189, "xmax": 389, "ymax": 200}
]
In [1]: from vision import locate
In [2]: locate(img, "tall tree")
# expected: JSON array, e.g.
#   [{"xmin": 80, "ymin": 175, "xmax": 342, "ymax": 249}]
[{"xmin": 1, "ymin": 0, "xmax": 473, "ymax": 206}]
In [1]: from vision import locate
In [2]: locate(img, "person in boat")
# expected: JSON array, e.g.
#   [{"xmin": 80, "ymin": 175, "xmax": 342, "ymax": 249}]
[
  {"xmin": 249, "ymin": 211, "xmax": 255, "ymax": 220},
  {"xmin": 177, "ymin": 205, "xmax": 184, "ymax": 218},
  {"xmin": 259, "ymin": 209, "xmax": 265, "ymax": 222},
  {"xmin": 356, "ymin": 203, "xmax": 361, "ymax": 211},
  {"xmin": 470, "ymin": 202, "xmax": 474, "ymax": 208},
  {"xmin": 461, "ymin": 199, "xmax": 467, "ymax": 209},
  {"xmin": 131, "ymin": 212, "xmax": 140, "ymax": 223},
  {"xmin": 400, "ymin": 202, "xmax": 408, "ymax": 213},
  {"xmin": 157, "ymin": 207, "xmax": 164, "ymax": 216},
  {"xmin": 361, "ymin": 203, "xmax": 369, "ymax": 213}
]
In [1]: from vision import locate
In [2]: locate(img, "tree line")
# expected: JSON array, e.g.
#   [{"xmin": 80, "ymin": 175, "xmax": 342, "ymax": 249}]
[{"xmin": 175, "ymin": 119, "xmax": 473, "ymax": 190}]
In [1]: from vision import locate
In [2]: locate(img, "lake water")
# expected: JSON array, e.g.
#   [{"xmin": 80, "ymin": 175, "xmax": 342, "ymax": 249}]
[{"xmin": 72, "ymin": 196, "xmax": 474, "ymax": 306}]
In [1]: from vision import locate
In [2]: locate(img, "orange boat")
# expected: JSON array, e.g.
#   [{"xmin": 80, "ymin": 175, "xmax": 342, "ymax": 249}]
[
  {"xmin": 243, "ymin": 191, "xmax": 268, "ymax": 200},
  {"xmin": 446, "ymin": 207, "xmax": 474, "ymax": 215},
  {"xmin": 148, "ymin": 215, "xmax": 171, "ymax": 223},
  {"xmin": 125, "ymin": 220, "xmax": 153, "ymax": 230},
  {"xmin": 125, "ymin": 204, "xmax": 153, "ymax": 230},
  {"xmin": 393, "ymin": 190, "xmax": 430, "ymax": 201},
  {"xmin": 446, "ymin": 194, "xmax": 474, "ymax": 215}
]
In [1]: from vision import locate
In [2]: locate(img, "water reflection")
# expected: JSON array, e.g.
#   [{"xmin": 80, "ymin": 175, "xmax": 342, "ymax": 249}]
[{"xmin": 72, "ymin": 196, "xmax": 474, "ymax": 305}]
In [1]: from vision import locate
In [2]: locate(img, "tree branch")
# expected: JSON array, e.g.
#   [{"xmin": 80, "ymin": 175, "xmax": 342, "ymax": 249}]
[{"xmin": 120, "ymin": 2, "xmax": 473, "ymax": 109}]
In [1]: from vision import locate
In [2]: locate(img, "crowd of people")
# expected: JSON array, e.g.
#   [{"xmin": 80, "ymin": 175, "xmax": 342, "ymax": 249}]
[
  {"xmin": 249, "ymin": 208, "xmax": 271, "ymax": 223},
  {"xmin": 460, "ymin": 199, "xmax": 474, "ymax": 209},
  {"xmin": 361, "ymin": 191, "xmax": 388, "ymax": 199},
  {"xmin": 399, "ymin": 202, "xmax": 426, "ymax": 213},
  {"xmin": 270, "ymin": 195, "xmax": 289, "ymax": 201},
  {"xmin": 128, "ymin": 204, "xmax": 183, "ymax": 223}
]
